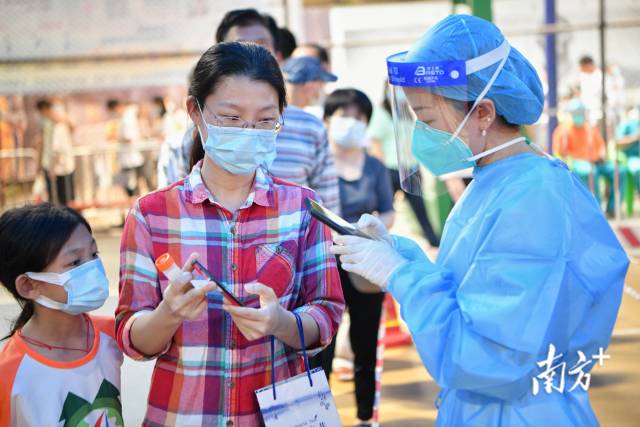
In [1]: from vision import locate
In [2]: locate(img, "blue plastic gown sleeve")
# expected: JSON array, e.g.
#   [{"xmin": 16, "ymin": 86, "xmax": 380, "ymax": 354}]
[
  {"xmin": 387, "ymin": 182, "xmax": 628, "ymax": 400},
  {"xmin": 393, "ymin": 235, "xmax": 432, "ymax": 263}
]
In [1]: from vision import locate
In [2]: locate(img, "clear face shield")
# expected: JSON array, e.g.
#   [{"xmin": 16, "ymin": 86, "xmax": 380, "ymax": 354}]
[{"xmin": 387, "ymin": 40, "xmax": 511, "ymax": 195}]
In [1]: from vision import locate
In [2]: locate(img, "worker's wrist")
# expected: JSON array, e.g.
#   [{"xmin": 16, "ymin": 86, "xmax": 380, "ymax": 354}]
[{"xmin": 381, "ymin": 257, "xmax": 409, "ymax": 290}]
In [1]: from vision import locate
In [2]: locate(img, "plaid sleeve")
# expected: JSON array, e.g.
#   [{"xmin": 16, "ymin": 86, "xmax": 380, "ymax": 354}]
[
  {"xmin": 115, "ymin": 201, "xmax": 168, "ymax": 360},
  {"xmin": 308, "ymin": 126, "xmax": 341, "ymax": 216},
  {"xmin": 293, "ymin": 206, "xmax": 344, "ymax": 354}
]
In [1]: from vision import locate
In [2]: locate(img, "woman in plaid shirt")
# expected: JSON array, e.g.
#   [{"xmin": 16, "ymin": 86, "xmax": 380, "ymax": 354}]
[{"xmin": 116, "ymin": 42, "xmax": 345, "ymax": 427}]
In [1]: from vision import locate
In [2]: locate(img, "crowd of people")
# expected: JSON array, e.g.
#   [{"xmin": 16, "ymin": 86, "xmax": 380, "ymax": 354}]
[
  {"xmin": 1, "ymin": 22, "xmax": 636, "ymax": 221},
  {"xmin": 551, "ymin": 55, "xmax": 637, "ymax": 216},
  {"xmin": 27, "ymin": 95, "xmax": 189, "ymax": 207},
  {"xmin": 0, "ymin": 7, "xmax": 632, "ymax": 427}
]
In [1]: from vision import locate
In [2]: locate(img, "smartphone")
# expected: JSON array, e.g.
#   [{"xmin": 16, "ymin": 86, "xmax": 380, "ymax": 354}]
[
  {"xmin": 305, "ymin": 197, "xmax": 372, "ymax": 239},
  {"xmin": 193, "ymin": 260, "xmax": 244, "ymax": 306}
]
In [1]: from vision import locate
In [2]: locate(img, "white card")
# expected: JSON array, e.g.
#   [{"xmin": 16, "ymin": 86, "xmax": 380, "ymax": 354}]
[
  {"xmin": 190, "ymin": 279, "xmax": 210, "ymax": 289},
  {"xmin": 256, "ymin": 367, "xmax": 342, "ymax": 427}
]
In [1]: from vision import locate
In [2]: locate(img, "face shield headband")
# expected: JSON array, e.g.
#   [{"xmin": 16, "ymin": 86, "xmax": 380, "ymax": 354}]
[
  {"xmin": 387, "ymin": 40, "xmax": 511, "ymax": 141},
  {"xmin": 385, "ymin": 40, "xmax": 512, "ymax": 191}
]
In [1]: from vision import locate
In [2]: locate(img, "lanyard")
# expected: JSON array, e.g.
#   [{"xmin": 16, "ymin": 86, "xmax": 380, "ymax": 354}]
[{"xmin": 270, "ymin": 312, "xmax": 313, "ymax": 400}]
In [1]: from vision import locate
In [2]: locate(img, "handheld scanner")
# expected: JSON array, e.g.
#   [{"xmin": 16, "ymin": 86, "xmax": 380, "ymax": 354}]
[{"xmin": 305, "ymin": 197, "xmax": 373, "ymax": 239}]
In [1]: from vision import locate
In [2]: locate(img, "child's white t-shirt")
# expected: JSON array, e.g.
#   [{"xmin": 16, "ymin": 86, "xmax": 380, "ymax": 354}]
[{"xmin": 0, "ymin": 315, "xmax": 123, "ymax": 427}]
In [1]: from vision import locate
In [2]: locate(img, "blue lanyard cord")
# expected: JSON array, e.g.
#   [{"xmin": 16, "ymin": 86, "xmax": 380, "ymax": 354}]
[
  {"xmin": 294, "ymin": 312, "xmax": 313, "ymax": 388},
  {"xmin": 269, "ymin": 311, "xmax": 313, "ymax": 401},
  {"xmin": 271, "ymin": 335, "xmax": 276, "ymax": 400}
]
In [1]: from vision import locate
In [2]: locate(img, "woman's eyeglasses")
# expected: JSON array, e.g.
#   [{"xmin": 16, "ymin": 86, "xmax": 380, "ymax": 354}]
[{"xmin": 204, "ymin": 105, "xmax": 283, "ymax": 132}]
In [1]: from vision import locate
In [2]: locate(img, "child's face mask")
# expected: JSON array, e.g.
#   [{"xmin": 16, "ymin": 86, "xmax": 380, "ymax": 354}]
[{"xmin": 26, "ymin": 258, "xmax": 109, "ymax": 315}]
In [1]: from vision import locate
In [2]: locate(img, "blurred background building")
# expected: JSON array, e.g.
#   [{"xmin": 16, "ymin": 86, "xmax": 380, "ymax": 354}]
[{"xmin": 1, "ymin": 0, "xmax": 639, "ymax": 216}]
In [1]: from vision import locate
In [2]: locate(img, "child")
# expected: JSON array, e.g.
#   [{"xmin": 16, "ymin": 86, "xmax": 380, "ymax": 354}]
[{"xmin": 0, "ymin": 203, "xmax": 123, "ymax": 427}]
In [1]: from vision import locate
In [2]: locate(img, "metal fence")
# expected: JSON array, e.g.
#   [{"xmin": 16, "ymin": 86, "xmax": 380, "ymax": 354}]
[{"xmin": 0, "ymin": 122, "xmax": 161, "ymax": 214}]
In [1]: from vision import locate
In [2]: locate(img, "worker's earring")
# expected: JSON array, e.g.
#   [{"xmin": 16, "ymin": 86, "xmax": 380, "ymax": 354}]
[{"xmin": 481, "ymin": 129, "xmax": 487, "ymax": 137}]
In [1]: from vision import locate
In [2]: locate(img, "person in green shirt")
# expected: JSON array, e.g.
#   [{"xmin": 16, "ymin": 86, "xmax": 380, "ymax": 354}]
[{"xmin": 616, "ymin": 106, "xmax": 640, "ymax": 197}]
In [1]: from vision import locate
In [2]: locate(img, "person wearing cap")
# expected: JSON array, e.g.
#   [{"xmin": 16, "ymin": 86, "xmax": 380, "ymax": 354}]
[
  {"xmin": 293, "ymin": 43, "xmax": 332, "ymax": 72},
  {"xmin": 290, "ymin": 45, "xmax": 334, "ymax": 120},
  {"xmin": 282, "ymin": 56, "xmax": 337, "ymax": 114},
  {"xmin": 330, "ymin": 14, "xmax": 628, "ymax": 426}
]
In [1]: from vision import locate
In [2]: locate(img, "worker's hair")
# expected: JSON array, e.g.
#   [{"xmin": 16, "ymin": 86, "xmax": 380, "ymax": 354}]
[
  {"xmin": 0, "ymin": 204, "xmax": 91, "ymax": 340},
  {"xmin": 215, "ymin": 9, "xmax": 279, "ymax": 52},
  {"xmin": 188, "ymin": 42, "xmax": 286, "ymax": 168}
]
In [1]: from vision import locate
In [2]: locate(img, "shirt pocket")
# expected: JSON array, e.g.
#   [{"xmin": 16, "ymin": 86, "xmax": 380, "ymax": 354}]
[{"xmin": 255, "ymin": 240, "xmax": 298, "ymax": 298}]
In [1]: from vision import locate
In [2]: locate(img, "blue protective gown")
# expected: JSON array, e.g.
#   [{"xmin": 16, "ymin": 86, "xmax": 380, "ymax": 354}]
[{"xmin": 387, "ymin": 153, "xmax": 629, "ymax": 427}]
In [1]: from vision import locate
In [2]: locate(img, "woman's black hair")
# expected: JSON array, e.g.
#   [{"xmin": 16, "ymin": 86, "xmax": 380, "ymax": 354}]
[
  {"xmin": 323, "ymin": 88, "xmax": 373, "ymax": 123},
  {"xmin": 0, "ymin": 203, "xmax": 91, "ymax": 340},
  {"xmin": 189, "ymin": 42, "xmax": 287, "ymax": 168}
]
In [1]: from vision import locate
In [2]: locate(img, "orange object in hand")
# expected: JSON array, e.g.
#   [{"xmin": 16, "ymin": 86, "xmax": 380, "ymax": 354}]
[
  {"xmin": 155, "ymin": 253, "xmax": 243, "ymax": 306},
  {"xmin": 155, "ymin": 253, "xmax": 183, "ymax": 282}
]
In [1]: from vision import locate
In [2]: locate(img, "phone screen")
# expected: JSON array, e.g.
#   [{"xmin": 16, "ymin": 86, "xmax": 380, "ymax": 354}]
[{"xmin": 193, "ymin": 260, "xmax": 243, "ymax": 306}]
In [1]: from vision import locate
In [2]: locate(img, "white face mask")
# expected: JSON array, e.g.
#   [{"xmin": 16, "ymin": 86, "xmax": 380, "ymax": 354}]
[
  {"xmin": 329, "ymin": 116, "xmax": 369, "ymax": 148},
  {"xmin": 197, "ymin": 103, "xmax": 277, "ymax": 175},
  {"xmin": 25, "ymin": 258, "xmax": 109, "ymax": 315}
]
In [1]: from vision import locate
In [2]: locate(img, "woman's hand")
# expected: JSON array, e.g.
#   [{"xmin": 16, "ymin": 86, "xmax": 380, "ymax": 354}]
[
  {"xmin": 129, "ymin": 253, "xmax": 216, "ymax": 357},
  {"xmin": 159, "ymin": 253, "xmax": 217, "ymax": 322},
  {"xmin": 222, "ymin": 282, "xmax": 291, "ymax": 341}
]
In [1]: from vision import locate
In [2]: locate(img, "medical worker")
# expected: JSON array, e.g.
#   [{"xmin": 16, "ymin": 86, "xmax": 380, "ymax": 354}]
[{"xmin": 331, "ymin": 15, "xmax": 629, "ymax": 427}]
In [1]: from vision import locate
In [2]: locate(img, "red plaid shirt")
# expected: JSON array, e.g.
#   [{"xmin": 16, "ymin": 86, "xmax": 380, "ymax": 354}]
[{"xmin": 116, "ymin": 162, "xmax": 344, "ymax": 426}]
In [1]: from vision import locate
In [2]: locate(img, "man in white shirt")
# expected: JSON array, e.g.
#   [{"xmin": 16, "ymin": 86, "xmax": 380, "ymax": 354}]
[
  {"xmin": 107, "ymin": 99, "xmax": 146, "ymax": 197},
  {"xmin": 36, "ymin": 98, "xmax": 76, "ymax": 206},
  {"xmin": 577, "ymin": 55, "xmax": 603, "ymax": 128}
]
